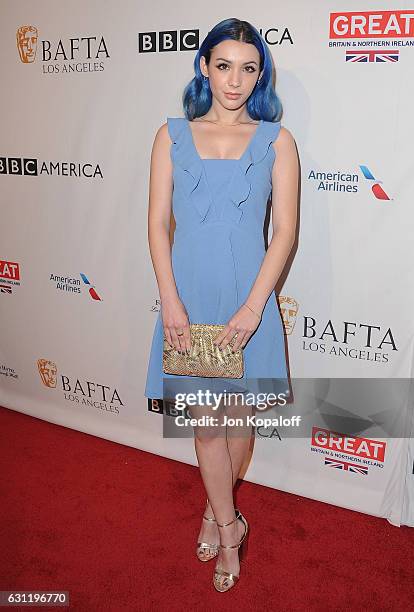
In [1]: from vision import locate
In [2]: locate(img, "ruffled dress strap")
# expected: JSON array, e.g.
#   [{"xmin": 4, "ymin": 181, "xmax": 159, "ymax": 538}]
[
  {"xmin": 226, "ymin": 120, "xmax": 281, "ymax": 223},
  {"xmin": 249, "ymin": 119, "xmax": 281, "ymax": 167},
  {"xmin": 166, "ymin": 117, "xmax": 186, "ymax": 146},
  {"xmin": 166, "ymin": 117, "xmax": 210, "ymax": 221}
]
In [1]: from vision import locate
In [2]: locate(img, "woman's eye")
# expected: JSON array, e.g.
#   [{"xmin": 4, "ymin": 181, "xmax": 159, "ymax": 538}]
[{"xmin": 216, "ymin": 63, "xmax": 256, "ymax": 73}]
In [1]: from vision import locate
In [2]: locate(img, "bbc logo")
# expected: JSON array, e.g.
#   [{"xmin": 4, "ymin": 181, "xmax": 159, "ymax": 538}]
[
  {"xmin": 0, "ymin": 158, "xmax": 37, "ymax": 175},
  {"xmin": 147, "ymin": 398, "xmax": 191, "ymax": 418},
  {"xmin": 138, "ymin": 29, "xmax": 199, "ymax": 53}
]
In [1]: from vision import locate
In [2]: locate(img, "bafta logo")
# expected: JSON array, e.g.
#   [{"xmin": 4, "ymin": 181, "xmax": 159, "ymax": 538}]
[
  {"xmin": 151, "ymin": 298, "xmax": 161, "ymax": 312},
  {"xmin": 17, "ymin": 25, "xmax": 38, "ymax": 63},
  {"xmin": 278, "ymin": 296, "xmax": 298, "ymax": 335},
  {"xmin": 37, "ymin": 358, "xmax": 57, "ymax": 388}
]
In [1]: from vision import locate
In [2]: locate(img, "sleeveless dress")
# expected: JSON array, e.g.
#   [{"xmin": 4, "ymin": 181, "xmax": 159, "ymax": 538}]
[{"xmin": 144, "ymin": 116, "xmax": 289, "ymax": 400}]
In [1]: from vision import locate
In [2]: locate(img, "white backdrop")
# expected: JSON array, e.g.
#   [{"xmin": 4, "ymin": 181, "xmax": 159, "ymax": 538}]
[{"xmin": 1, "ymin": 1, "xmax": 413, "ymax": 527}]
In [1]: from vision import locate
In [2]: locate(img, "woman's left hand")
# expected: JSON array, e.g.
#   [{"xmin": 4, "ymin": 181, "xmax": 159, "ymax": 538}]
[{"xmin": 213, "ymin": 304, "xmax": 262, "ymax": 352}]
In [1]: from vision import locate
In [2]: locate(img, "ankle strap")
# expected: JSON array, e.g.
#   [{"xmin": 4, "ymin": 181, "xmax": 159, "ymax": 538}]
[
  {"xmin": 219, "ymin": 513, "xmax": 248, "ymax": 550},
  {"xmin": 216, "ymin": 509, "xmax": 240, "ymax": 528},
  {"xmin": 203, "ymin": 514, "xmax": 216, "ymax": 522},
  {"xmin": 203, "ymin": 498, "xmax": 216, "ymax": 522}
]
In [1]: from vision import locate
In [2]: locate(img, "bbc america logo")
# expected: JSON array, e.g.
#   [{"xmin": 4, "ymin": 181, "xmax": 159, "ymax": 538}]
[
  {"xmin": 0, "ymin": 157, "xmax": 102, "ymax": 178},
  {"xmin": 138, "ymin": 29, "xmax": 199, "ymax": 53},
  {"xmin": 0, "ymin": 158, "xmax": 38, "ymax": 175}
]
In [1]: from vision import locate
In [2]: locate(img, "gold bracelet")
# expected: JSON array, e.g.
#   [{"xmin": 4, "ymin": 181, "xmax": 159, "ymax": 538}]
[{"xmin": 243, "ymin": 303, "xmax": 261, "ymax": 320}]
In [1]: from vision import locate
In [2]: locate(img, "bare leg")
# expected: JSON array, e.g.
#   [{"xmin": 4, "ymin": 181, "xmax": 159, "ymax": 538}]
[
  {"xmin": 192, "ymin": 396, "xmax": 253, "ymax": 584},
  {"xmin": 196, "ymin": 397, "xmax": 252, "ymax": 552},
  {"xmin": 203, "ymin": 397, "xmax": 252, "ymax": 517},
  {"xmin": 191, "ymin": 401, "xmax": 232, "ymax": 557}
]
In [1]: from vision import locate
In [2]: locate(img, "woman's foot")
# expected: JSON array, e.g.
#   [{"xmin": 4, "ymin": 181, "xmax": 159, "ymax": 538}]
[
  {"xmin": 214, "ymin": 512, "xmax": 248, "ymax": 591},
  {"xmin": 196, "ymin": 501, "xmax": 220, "ymax": 561}
]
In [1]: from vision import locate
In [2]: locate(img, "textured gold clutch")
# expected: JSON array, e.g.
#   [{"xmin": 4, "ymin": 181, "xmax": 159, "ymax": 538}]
[{"xmin": 163, "ymin": 323, "xmax": 244, "ymax": 378}]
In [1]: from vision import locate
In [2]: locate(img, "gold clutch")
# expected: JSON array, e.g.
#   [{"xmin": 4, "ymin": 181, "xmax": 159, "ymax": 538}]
[{"xmin": 163, "ymin": 323, "xmax": 244, "ymax": 378}]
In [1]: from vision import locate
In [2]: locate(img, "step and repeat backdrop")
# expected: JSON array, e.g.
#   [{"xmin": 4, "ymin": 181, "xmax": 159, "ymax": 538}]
[{"xmin": 1, "ymin": 2, "xmax": 413, "ymax": 526}]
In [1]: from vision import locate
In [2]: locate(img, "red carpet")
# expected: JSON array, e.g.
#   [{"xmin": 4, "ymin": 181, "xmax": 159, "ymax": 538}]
[{"xmin": 1, "ymin": 406, "xmax": 413, "ymax": 611}]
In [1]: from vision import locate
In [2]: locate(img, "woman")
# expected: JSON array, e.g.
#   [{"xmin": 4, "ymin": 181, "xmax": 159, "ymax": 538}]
[{"xmin": 144, "ymin": 18, "xmax": 298, "ymax": 592}]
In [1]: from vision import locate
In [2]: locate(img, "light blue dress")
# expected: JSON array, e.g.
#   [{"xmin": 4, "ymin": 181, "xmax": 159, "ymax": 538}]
[{"xmin": 144, "ymin": 117, "xmax": 289, "ymax": 399}]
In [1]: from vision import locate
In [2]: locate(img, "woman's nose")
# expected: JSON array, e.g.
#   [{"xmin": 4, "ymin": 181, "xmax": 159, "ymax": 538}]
[{"xmin": 228, "ymin": 71, "xmax": 241, "ymax": 87}]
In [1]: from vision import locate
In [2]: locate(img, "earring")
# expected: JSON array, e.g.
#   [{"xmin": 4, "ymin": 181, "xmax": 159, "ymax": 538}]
[{"xmin": 203, "ymin": 75, "xmax": 208, "ymax": 81}]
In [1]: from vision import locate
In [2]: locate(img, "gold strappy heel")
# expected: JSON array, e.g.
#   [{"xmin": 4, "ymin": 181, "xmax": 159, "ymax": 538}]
[
  {"xmin": 196, "ymin": 520, "xmax": 219, "ymax": 562},
  {"xmin": 196, "ymin": 500, "xmax": 240, "ymax": 562},
  {"xmin": 213, "ymin": 510, "xmax": 249, "ymax": 592}
]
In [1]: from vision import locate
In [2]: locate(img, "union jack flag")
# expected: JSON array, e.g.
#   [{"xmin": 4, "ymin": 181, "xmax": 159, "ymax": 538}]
[
  {"xmin": 324, "ymin": 458, "xmax": 368, "ymax": 475},
  {"xmin": 345, "ymin": 49, "xmax": 399, "ymax": 63},
  {"xmin": 0, "ymin": 284, "xmax": 12, "ymax": 294}
]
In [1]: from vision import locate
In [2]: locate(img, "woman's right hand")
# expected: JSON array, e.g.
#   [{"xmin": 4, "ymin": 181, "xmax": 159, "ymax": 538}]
[{"xmin": 161, "ymin": 297, "xmax": 191, "ymax": 353}]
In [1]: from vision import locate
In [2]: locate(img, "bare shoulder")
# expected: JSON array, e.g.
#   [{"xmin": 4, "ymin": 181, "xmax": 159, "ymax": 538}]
[
  {"xmin": 151, "ymin": 121, "xmax": 172, "ymax": 159},
  {"xmin": 153, "ymin": 121, "xmax": 171, "ymax": 146},
  {"xmin": 275, "ymin": 126, "xmax": 296, "ymax": 151},
  {"xmin": 271, "ymin": 125, "xmax": 297, "ymax": 167}
]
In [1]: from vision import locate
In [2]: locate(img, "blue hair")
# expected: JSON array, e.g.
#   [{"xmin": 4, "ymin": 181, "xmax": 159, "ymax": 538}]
[{"xmin": 182, "ymin": 18, "xmax": 282, "ymax": 122}]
